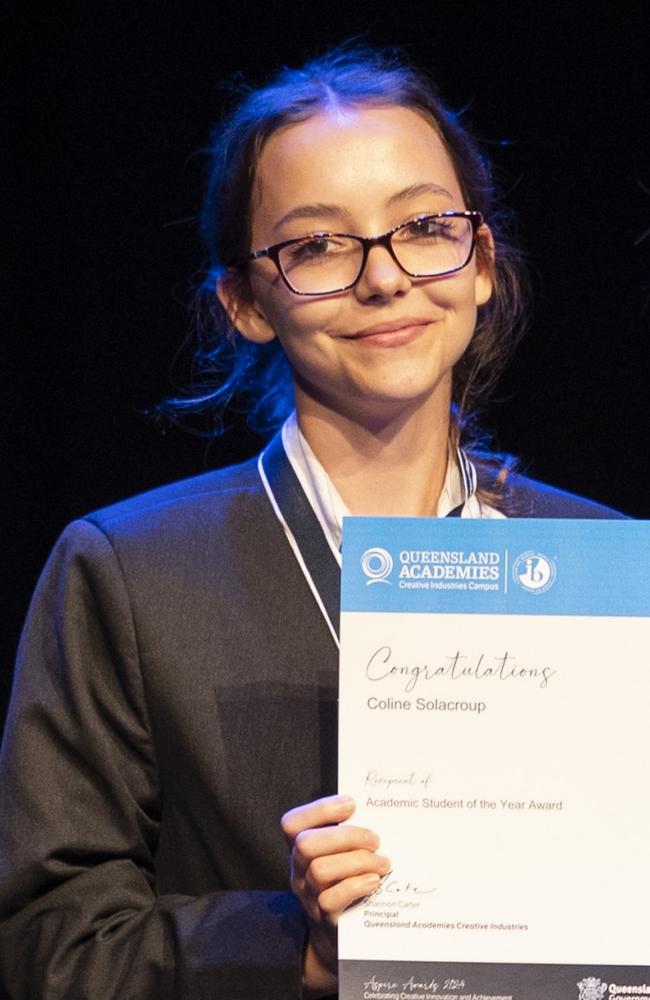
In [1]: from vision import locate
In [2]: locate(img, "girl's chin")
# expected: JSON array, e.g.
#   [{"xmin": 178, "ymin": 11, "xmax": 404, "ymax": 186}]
[{"xmin": 300, "ymin": 383, "xmax": 451, "ymax": 426}]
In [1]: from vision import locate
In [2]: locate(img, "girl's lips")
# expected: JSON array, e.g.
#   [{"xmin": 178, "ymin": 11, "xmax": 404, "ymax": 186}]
[{"xmin": 344, "ymin": 319, "xmax": 432, "ymax": 345}]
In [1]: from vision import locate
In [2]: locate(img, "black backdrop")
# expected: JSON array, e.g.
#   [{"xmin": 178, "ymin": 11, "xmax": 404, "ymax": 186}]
[{"xmin": 4, "ymin": 1, "xmax": 649, "ymax": 730}]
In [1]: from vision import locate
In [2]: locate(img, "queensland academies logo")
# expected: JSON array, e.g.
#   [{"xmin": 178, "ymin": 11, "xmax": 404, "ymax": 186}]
[
  {"xmin": 577, "ymin": 978, "xmax": 607, "ymax": 1000},
  {"xmin": 361, "ymin": 547, "xmax": 393, "ymax": 585},
  {"xmin": 512, "ymin": 550, "xmax": 557, "ymax": 594}
]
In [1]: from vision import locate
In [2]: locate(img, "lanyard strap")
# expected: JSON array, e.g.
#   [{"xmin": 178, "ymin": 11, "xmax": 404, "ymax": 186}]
[
  {"xmin": 259, "ymin": 433, "xmax": 467, "ymax": 644},
  {"xmin": 259, "ymin": 433, "xmax": 342, "ymax": 644}
]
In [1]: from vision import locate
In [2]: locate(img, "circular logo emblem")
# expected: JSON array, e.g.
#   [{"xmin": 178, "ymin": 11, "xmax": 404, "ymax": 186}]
[
  {"xmin": 361, "ymin": 547, "xmax": 393, "ymax": 585},
  {"xmin": 512, "ymin": 550, "xmax": 556, "ymax": 594}
]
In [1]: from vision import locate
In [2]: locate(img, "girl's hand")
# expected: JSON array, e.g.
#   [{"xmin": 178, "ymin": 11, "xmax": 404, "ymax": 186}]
[{"xmin": 281, "ymin": 794, "xmax": 391, "ymax": 998}]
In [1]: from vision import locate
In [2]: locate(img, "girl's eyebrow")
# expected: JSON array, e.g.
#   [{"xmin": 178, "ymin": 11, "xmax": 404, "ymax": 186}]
[
  {"xmin": 273, "ymin": 203, "xmax": 353, "ymax": 232},
  {"xmin": 273, "ymin": 184, "xmax": 455, "ymax": 233},
  {"xmin": 387, "ymin": 182, "xmax": 454, "ymax": 206}
]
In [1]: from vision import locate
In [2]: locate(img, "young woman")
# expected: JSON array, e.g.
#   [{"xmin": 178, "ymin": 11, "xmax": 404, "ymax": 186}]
[{"xmin": 0, "ymin": 45, "xmax": 622, "ymax": 1000}]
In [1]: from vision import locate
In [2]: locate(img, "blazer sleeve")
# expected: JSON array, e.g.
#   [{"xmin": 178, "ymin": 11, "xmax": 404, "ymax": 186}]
[{"xmin": 0, "ymin": 520, "xmax": 307, "ymax": 1000}]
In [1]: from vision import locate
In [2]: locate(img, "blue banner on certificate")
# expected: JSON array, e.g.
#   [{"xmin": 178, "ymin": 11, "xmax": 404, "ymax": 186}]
[{"xmin": 338, "ymin": 518, "xmax": 649, "ymax": 1000}]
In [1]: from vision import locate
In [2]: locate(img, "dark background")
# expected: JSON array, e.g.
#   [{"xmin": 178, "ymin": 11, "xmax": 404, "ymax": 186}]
[{"xmin": 4, "ymin": 1, "xmax": 649, "ymax": 730}]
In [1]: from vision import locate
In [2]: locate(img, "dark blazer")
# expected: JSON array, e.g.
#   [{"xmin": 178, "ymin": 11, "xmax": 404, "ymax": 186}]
[{"xmin": 0, "ymin": 442, "xmax": 624, "ymax": 999}]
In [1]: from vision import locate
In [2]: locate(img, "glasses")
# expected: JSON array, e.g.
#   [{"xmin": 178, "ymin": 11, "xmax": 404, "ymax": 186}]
[{"xmin": 246, "ymin": 211, "xmax": 483, "ymax": 296}]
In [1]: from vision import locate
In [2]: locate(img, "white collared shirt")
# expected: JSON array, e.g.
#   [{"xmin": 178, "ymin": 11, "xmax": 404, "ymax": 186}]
[{"xmin": 281, "ymin": 412, "xmax": 504, "ymax": 565}]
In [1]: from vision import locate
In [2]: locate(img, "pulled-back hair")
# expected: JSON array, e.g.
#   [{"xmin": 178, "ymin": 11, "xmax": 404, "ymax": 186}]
[{"xmin": 167, "ymin": 43, "xmax": 528, "ymax": 486}]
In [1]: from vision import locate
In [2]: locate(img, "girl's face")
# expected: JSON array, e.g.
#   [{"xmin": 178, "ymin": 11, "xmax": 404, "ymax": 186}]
[{"xmin": 223, "ymin": 105, "xmax": 493, "ymax": 426}]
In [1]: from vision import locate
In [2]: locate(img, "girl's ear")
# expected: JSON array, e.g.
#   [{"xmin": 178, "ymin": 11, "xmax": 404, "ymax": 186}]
[
  {"xmin": 216, "ymin": 272, "xmax": 277, "ymax": 344},
  {"xmin": 474, "ymin": 224, "xmax": 495, "ymax": 306}
]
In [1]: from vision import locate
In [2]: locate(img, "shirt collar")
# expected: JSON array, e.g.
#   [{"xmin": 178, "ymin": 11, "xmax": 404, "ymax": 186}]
[{"xmin": 280, "ymin": 412, "xmax": 500, "ymax": 563}]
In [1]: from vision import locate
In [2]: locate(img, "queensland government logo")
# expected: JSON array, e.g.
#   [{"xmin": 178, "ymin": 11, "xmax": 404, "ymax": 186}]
[
  {"xmin": 512, "ymin": 550, "xmax": 556, "ymax": 594},
  {"xmin": 361, "ymin": 547, "xmax": 393, "ymax": 585},
  {"xmin": 577, "ymin": 978, "xmax": 607, "ymax": 1000}
]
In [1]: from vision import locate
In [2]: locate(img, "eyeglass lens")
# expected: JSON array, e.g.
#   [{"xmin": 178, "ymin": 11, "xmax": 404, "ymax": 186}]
[{"xmin": 278, "ymin": 215, "xmax": 475, "ymax": 294}]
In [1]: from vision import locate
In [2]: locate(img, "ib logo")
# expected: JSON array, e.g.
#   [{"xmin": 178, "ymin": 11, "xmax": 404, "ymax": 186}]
[
  {"xmin": 361, "ymin": 547, "xmax": 393, "ymax": 586},
  {"xmin": 512, "ymin": 550, "xmax": 556, "ymax": 594}
]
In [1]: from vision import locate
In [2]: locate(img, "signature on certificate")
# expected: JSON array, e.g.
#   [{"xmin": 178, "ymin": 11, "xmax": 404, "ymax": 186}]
[{"xmin": 367, "ymin": 871, "xmax": 437, "ymax": 900}]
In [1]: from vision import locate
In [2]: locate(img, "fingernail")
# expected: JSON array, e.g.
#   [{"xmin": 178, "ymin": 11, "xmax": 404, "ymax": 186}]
[{"xmin": 364, "ymin": 873, "xmax": 381, "ymax": 888}]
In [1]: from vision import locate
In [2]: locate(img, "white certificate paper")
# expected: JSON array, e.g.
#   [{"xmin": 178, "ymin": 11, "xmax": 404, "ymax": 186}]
[{"xmin": 338, "ymin": 518, "xmax": 649, "ymax": 1000}]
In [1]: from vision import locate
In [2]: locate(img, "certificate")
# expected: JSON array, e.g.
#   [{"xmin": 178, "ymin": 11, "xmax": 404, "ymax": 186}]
[{"xmin": 338, "ymin": 518, "xmax": 650, "ymax": 1000}]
